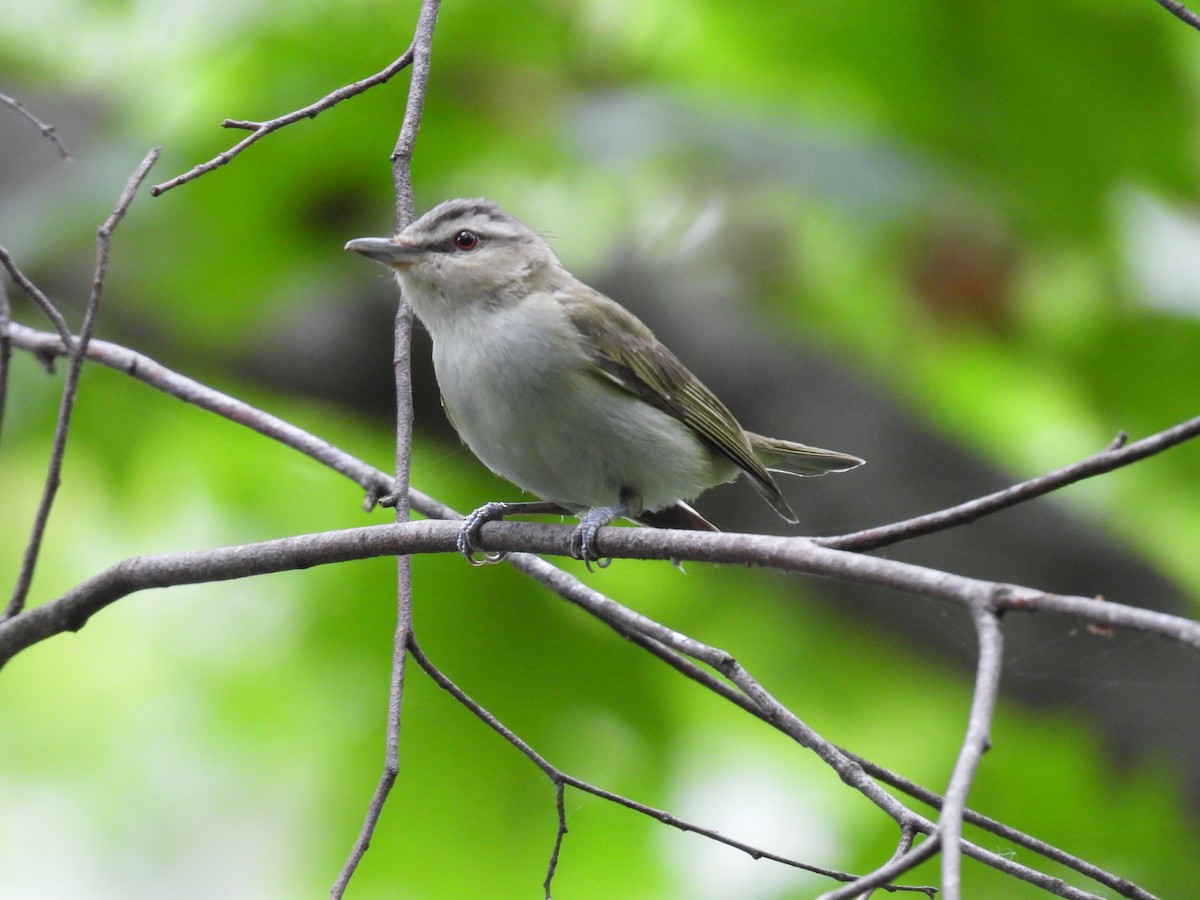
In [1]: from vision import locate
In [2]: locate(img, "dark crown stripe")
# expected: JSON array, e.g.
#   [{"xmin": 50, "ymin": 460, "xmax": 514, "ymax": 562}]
[{"xmin": 419, "ymin": 199, "xmax": 508, "ymax": 234}]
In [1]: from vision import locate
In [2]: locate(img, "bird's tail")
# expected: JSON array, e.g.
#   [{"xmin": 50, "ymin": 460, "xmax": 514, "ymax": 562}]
[{"xmin": 746, "ymin": 433, "xmax": 864, "ymax": 477}]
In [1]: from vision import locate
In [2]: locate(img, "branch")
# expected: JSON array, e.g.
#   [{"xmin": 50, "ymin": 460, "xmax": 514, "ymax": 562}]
[
  {"xmin": 390, "ymin": 0, "xmax": 440, "ymax": 227},
  {"xmin": 5, "ymin": 322, "xmax": 394, "ymax": 501},
  {"xmin": 0, "ymin": 520, "xmax": 1175, "ymax": 895},
  {"xmin": 4, "ymin": 323, "xmax": 1183, "ymax": 894},
  {"xmin": 149, "ymin": 49, "xmax": 421, "ymax": 196},
  {"xmin": 0, "ymin": 248, "xmax": 74, "ymax": 346},
  {"xmin": 0, "ymin": 91, "xmax": 72, "ymax": 159},
  {"xmin": 6, "ymin": 518, "xmax": 1200, "ymax": 674},
  {"xmin": 817, "ymin": 419, "xmax": 1200, "ymax": 552},
  {"xmin": 939, "ymin": 605, "xmax": 1005, "ymax": 898},
  {"xmin": 1155, "ymin": 0, "xmax": 1200, "ymax": 30},
  {"xmin": 406, "ymin": 634, "xmax": 937, "ymax": 898},
  {"xmin": 16, "ymin": 317, "xmax": 1191, "ymax": 659},
  {"xmin": 816, "ymin": 831, "xmax": 940, "ymax": 900},
  {"xmin": 3, "ymin": 147, "xmax": 160, "ymax": 620},
  {"xmin": 331, "ymin": 3, "xmax": 441, "ymax": 896},
  {"xmin": 0, "ymin": 279, "xmax": 10, "ymax": 443},
  {"xmin": 844, "ymin": 751, "xmax": 1157, "ymax": 900}
]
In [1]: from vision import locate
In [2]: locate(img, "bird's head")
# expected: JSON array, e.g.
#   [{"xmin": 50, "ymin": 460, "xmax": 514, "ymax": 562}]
[{"xmin": 346, "ymin": 198, "xmax": 562, "ymax": 317}]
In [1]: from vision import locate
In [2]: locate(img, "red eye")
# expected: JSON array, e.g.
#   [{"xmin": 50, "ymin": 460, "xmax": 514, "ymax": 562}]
[{"xmin": 452, "ymin": 230, "xmax": 479, "ymax": 251}]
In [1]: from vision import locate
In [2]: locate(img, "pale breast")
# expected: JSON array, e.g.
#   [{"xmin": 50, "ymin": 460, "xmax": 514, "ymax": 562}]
[{"xmin": 429, "ymin": 298, "xmax": 729, "ymax": 512}]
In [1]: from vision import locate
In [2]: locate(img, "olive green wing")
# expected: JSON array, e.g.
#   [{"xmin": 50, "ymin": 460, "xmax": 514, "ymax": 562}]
[{"xmin": 565, "ymin": 290, "xmax": 797, "ymax": 522}]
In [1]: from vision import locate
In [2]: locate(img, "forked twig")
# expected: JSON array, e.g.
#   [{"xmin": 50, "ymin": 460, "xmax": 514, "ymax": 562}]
[
  {"xmin": 816, "ymin": 419, "xmax": 1200, "ymax": 552},
  {"xmin": 817, "ymin": 831, "xmax": 940, "ymax": 900},
  {"xmin": 0, "ymin": 248, "xmax": 74, "ymax": 347},
  {"xmin": 3, "ymin": 147, "xmax": 160, "ymax": 620},
  {"xmin": 151, "ymin": 51, "xmax": 417, "ymax": 196},
  {"xmin": 938, "ymin": 604, "xmax": 1005, "ymax": 898},
  {"xmin": 0, "ymin": 91, "xmax": 72, "ymax": 159},
  {"xmin": 406, "ymin": 634, "xmax": 936, "ymax": 899}
]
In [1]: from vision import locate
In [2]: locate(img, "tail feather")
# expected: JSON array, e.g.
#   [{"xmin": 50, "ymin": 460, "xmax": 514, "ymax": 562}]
[{"xmin": 746, "ymin": 432, "xmax": 864, "ymax": 477}]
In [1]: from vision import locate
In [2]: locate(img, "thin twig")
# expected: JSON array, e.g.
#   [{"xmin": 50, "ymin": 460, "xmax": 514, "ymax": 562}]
[
  {"xmin": 0, "ymin": 91, "xmax": 72, "ymax": 159},
  {"xmin": 817, "ymin": 832, "xmax": 940, "ymax": 900},
  {"xmin": 406, "ymin": 635, "xmax": 934, "ymax": 896},
  {"xmin": 845, "ymin": 751, "xmax": 1156, "ymax": 900},
  {"xmin": 3, "ymin": 147, "xmax": 159, "ymax": 620},
  {"xmin": 149, "ymin": 52, "xmax": 419, "ymax": 196},
  {"xmin": 544, "ymin": 780, "xmax": 568, "ymax": 899},
  {"xmin": 0, "ymin": 279, "xmax": 10, "ymax": 444},
  {"xmin": 1155, "ymin": 0, "xmax": 1200, "ymax": 30},
  {"xmin": 816, "ymin": 419, "xmax": 1200, "ymax": 552},
  {"xmin": 0, "ymin": 248, "xmax": 75, "ymax": 346},
  {"xmin": 848, "ymin": 824, "xmax": 919, "ymax": 900},
  {"xmin": 390, "ymin": 0, "xmax": 440, "ymax": 227},
  {"xmin": 5, "ymin": 323, "xmax": 395, "ymax": 500},
  {"xmin": 331, "ymin": 3, "xmax": 441, "ymax": 896},
  {"xmin": 939, "ymin": 603, "xmax": 1005, "ymax": 899}
]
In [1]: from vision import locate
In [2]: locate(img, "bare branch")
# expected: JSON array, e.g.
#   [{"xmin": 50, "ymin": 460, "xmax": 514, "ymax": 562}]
[
  {"xmin": 6, "ymin": 517, "xmax": 1200, "ymax": 670},
  {"xmin": 5, "ymin": 322, "xmax": 395, "ymax": 499},
  {"xmin": 149, "ymin": 50, "xmax": 420, "ymax": 196},
  {"xmin": 332, "ymin": 4, "xmax": 441, "ymax": 896},
  {"xmin": 16, "ymin": 318, "xmax": 1188, "ymax": 655},
  {"xmin": 2, "ymin": 323, "xmax": 1181, "ymax": 895},
  {"xmin": 543, "ymin": 780, "xmax": 568, "ymax": 899},
  {"xmin": 406, "ymin": 635, "xmax": 935, "ymax": 897},
  {"xmin": 0, "ymin": 518, "xmax": 1173, "ymax": 896},
  {"xmin": 845, "ymin": 752, "xmax": 1157, "ymax": 900},
  {"xmin": 939, "ymin": 604, "xmax": 1005, "ymax": 898},
  {"xmin": 1155, "ymin": 0, "xmax": 1200, "ymax": 30},
  {"xmin": 390, "ymin": 0, "xmax": 441, "ymax": 227},
  {"xmin": 0, "ymin": 248, "xmax": 74, "ymax": 346},
  {"xmin": 818, "ymin": 418, "xmax": 1200, "ymax": 552},
  {"xmin": 816, "ymin": 831, "xmax": 939, "ymax": 900},
  {"xmin": 4, "ymin": 147, "xmax": 159, "ymax": 620},
  {"xmin": 328, "ymin": 747, "xmax": 400, "ymax": 900},
  {"xmin": 0, "ymin": 279, "xmax": 11, "ymax": 443},
  {"xmin": 0, "ymin": 91, "xmax": 72, "ymax": 159}
]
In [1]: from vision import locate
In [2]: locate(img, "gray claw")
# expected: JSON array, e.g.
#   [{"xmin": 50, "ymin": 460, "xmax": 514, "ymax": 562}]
[
  {"xmin": 572, "ymin": 509, "xmax": 619, "ymax": 571},
  {"xmin": 458, "ymin": 502, "xmax": 509, "ymax": 565}
]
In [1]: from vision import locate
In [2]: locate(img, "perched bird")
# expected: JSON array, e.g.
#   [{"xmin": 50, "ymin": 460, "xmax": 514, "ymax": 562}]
[{"xmin": 347, "ymin": 199, "xmax": 862, "ymax": 566}]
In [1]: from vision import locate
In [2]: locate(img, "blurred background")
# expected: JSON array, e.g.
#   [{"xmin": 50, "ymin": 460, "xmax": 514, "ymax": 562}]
[{"xmin": 3, "ymin": 1, "xmax": 1200, "ymax": 897}]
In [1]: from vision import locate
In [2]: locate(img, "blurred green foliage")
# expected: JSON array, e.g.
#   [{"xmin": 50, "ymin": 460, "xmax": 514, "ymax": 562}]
[{"xmin": 4, "ymin": 1, "xmax": 1200, "ymax": 897}]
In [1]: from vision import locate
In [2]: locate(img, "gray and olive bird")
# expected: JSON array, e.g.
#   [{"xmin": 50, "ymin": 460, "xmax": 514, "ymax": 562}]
[{"xmin": 347, "ymin": 199, "xmax": 863, "ymax": 565}]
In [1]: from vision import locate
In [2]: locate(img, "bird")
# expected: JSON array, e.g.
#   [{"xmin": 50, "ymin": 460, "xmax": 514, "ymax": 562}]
[{"xmin": 346, "ymin": 198, "xmax": 863, "ymax": 566}]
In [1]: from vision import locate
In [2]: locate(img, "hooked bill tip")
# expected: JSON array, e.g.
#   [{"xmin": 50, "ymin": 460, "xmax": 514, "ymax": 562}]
[{"xmin": 345, "ymin": 236, "xmax": 416, "ymax": 267}]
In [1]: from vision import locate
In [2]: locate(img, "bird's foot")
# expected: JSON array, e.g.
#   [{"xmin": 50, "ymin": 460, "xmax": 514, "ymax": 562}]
[
  {"xmin": 457, "ymin": 500, "xmax": 571, "ymax": 565},
  {"xmin": 458, "ymin": 501, "xmax": 515, "ymax": 565},
  {"xmin": 571, "ymin": 501, "xmax": 634, "ymax": 571}
]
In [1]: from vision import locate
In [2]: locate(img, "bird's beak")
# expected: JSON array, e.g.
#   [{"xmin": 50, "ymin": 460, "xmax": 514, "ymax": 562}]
[{"xmin": 344, "ymin": 236, "xmax": 422, "ymax": 268}]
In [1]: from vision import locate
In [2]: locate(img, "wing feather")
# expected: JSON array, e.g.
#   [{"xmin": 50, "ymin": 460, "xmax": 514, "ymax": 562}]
[{"xmin": 564, "ymin": 290, "xmax": 796, "ymax": 521}]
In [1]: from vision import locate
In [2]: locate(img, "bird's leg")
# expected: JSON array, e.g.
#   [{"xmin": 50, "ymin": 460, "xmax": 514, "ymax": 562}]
[
  {"xmin": 572, "ymin": 488, "xmax": 643, "ymax": 571},
  {"xmin": 458, "ymin": 499, "xmax": 571, "ymax": 565}
]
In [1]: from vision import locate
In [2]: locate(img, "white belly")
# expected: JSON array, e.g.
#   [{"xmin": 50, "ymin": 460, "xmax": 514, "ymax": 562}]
[{"xmin": 428, "ymin": 299, "xmax": 730, "ymax": 513}]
